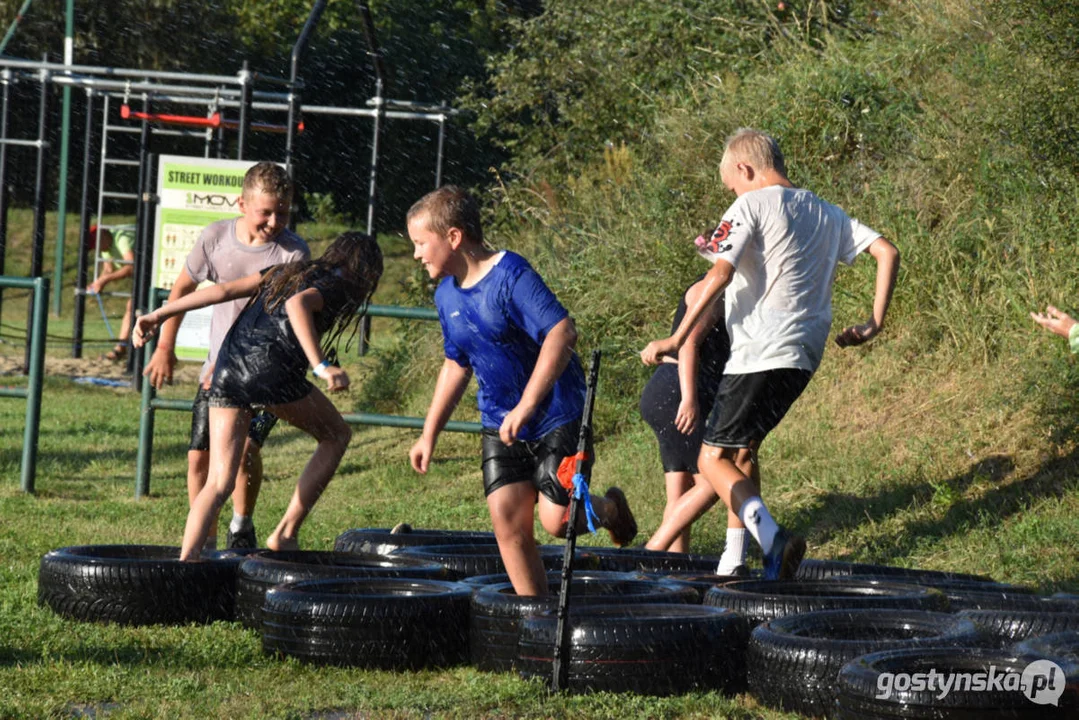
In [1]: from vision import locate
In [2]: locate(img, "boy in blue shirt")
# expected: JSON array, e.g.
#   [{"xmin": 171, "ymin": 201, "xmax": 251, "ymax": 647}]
[{"xmin": 407, "ymin": 186, "xmax": 637, "ymax": 596}]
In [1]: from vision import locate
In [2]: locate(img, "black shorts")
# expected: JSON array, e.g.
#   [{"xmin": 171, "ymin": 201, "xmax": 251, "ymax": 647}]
[
  {"xmin": 189, "ymin": 385, "xmax": 279, "ymax": 452},
  {"xmin": 639, "ymin": 364, "xmax": 721, "ymax": 473},
  {"xmin": 702, "ymin": 369, "xmax": 813, "ymax": 449},
  {"xmin": 481, "ymin": 421, "xmax": 588, "ymax": 506}
]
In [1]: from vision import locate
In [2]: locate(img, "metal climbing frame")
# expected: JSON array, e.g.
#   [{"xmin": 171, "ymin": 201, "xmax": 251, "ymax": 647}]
[{"xmin": 0, "ymin": 275, "xmax": 48, "ymax": 493}]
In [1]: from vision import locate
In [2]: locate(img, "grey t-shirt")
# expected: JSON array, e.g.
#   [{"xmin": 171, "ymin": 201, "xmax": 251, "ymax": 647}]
[{"xmin": 184, "ymin": 218, "xmax": 310, "ymax": 381}]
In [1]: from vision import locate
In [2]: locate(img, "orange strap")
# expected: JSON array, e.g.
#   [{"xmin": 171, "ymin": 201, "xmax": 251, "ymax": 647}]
[{"xmin": 556, "ymin": 451, "xmax": 591, "ymax": 491}]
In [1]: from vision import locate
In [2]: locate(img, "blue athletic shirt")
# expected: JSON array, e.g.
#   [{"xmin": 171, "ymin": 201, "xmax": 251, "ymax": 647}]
[{"xmin": 435, "ymin": 251, "xmax": 585, "ymax": 441}]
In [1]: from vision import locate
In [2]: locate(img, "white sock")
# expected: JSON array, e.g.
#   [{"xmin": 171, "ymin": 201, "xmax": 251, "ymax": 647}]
[
  {"xmin": 716, "ymin": 528, "xmax": 748, "ymax": 574},
  {"xmin": 230, "ymin": 514, "xmax": 253, "ymax": 534},
  {"xmin": 738, "ymin": 496, "xmax": 779, "ymax": 555}
]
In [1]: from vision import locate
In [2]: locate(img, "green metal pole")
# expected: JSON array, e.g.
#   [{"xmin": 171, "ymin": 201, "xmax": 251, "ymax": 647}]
[
  {"xmin": 51, "ymin": 0, "xmax": 75, "ymax": 315},
  {"xmin": 0, "ymin": 0, "xmax": 35, "ymax": 55},
  {"xmin": 134, "ymin": 288, "xmax": 164, "ymax": 498},
  {"xmin": 21, "ymin": 277, "xmax": 48, "ymax": 493}
]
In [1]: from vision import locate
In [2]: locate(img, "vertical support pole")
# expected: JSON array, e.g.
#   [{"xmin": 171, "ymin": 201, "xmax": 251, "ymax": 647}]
[
  {"xmin": 435, "ymin": 112, "xmax": 446, "ymax": 189},
  {"xmin": 0, "ymin": 69, "xmax": 11, "ymax": 318},
  {"xmin": 52, "ymin": 0, "xmax": 76, "ymax": 316},
  {"xmin": 73, "ymin": 88, "xmax": 94, "ymax": 358},
  {"xmin": 128, "ymin": 96, "xmax": 152, "ymax": 383},
  {"xmin": 236, "ymin": 61, "xmax": 252, "ymax": 160},
  {"xmin": 26, "ymin": 58, "xmax": 50, "ymax": 373},
  {"xmin": 22, "ymin": 277, "xmax": 49, "ymax": 493},
  {"xmin": 358, "ymin": 76, "xmax": 384, "ymax": 356},
  {"xmin": 135, "ymin": 288, "xmax": 162, "ymax": 499}
]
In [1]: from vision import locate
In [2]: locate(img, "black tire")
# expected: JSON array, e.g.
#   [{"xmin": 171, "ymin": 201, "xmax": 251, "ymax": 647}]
[
  {"xmin": 391, "ymin": 543, "xmax": 599, "ymax": 580},
  {"xmin": 261, "ymin": 578, "xmax": 472, "ymax": 669},
  {"xmin": 333, "ymin": 527, "xmax": 496, "ymax": 557},
  {"xmin": 819, "ymin": 574, "xmax": 1039, "ymax": 612},
  {"xmin": 584, "ymin": 547, "xmax": 722, "ymax": 573},
  {"xmin": 471, "ymin": 578, "xmax": 698, "ymax": 672},
  {"xmin": 747, "ymin": 609, "xmax": 982, "ymax": 716},
  {"xmin": 235, "ymin": 550, "xmax": 450, "ymax": 629},
  {"xmin": 703, "ymin": 579, "xmax": 948, "ymax": 628},
  {"xmin": 517, "ymin": 603, "xmax": 750, "ymax": 695},
  {"xmin": 461, "ymin": 570, "xmax": 632, "ymax": 589},
  {"xmin": 1014, "ymin": 630, "xmax": 1079, "ymax": 665},
  {"xmin": 633, "ymin": 572, "xmax": 756, "ymax": 603},
  {"xmin": 38, "ymin": 545, "xmax": 239, "ymax": 625},
  {"xmin": 835, "ymin": 646, "xmax": 1077, "ymax": 719},
  {"xmin": 958, "ymin": 603, "xmax": 1079, "ymax": 646},
  {"xmin": 797, "ymin": 558, "xmax": 992, "ymax": 583}
]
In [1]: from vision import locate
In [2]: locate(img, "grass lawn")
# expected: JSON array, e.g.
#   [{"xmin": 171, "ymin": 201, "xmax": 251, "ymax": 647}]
[{"xmin": 1, "ymin": 209, "xmax": 1077, "ymax": 719}]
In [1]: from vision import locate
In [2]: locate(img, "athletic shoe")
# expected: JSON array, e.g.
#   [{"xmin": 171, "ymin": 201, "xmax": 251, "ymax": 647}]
[
  {"xmin": 390, "ymin": 522, "xmax": 412, "ymax": 534},
  {"xmin": 603, "ymin": 487, "xmax": 638, "ymax": 547},
  {"xmin": 715, "ymin": 564, "xmax": 751, "ymax": 579},
  {"xmin": 763, "ymin": 527, "xmax": 806, "ymax": 581},
  {"xmin": 226, "ymin": 525, "xmax": 257, "ymax": 550}
]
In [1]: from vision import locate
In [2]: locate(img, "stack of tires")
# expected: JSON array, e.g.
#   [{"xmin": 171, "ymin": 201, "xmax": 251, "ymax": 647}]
[{"xmin": 36, "ymin": 537, "xmax": 1079, "ymax": 711}]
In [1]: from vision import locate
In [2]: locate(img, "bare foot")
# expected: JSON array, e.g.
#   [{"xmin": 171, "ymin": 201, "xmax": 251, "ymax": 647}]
[{"xmin": 266, "ymin": 534, "xmax": 300, "ymax": 552}]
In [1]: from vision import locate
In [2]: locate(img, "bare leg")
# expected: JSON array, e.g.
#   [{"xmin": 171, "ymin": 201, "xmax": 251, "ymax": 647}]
[
  {"xmin": 699, "ymin": 444, "xmax": 758, "ymax": 518},
  {"xmin": 488, "ymin": 482, "xmax": 548, "ymax": 596},
  {"xmin": 180, "ymin": 407, "xmax": 251, "ymax": 560},
  {"xmin": 263, "ymin": 389, "xmax": 351, "ymax": 551},
  {"xmin": 645, "ymin": 473, "xmax": 718, "ymax": 551},
  {"xmin": 232, "ymin": 438, "xmax": 263, "ymax": 517}
]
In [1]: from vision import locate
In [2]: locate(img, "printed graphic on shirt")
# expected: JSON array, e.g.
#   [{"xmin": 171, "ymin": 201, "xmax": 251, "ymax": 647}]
[{"xmin": 695, "ymin": 219, "xmax": 738, "ymax": 263}]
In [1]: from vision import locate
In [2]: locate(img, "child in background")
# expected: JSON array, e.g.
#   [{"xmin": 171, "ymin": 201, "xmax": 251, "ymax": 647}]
[
  {"xmin": 86, "ymin": 224, "xmax": 136, "ymax": 362},
  {"xmin": 142, "ymin": 162, "xmax": 310, "ymax": 549},
  {"xmin": 407, "ymin": 186, "xmax": 637, "ymax": 597},
  {"xmin": 641, "ymin": 128, "xmax": 900, "ymax": 580},
  {"xmin": 134, "ymin": 232, "xmax": 383, "ymax": 560},
  {"xmin": 639, "ymin": 276, "xmax": 729, "ymax": 556}
]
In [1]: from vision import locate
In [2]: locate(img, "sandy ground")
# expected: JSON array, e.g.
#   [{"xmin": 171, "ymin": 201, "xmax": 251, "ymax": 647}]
[{"xmin": 0, "ymin": 351, "xmax": 203, "ymax": 384}]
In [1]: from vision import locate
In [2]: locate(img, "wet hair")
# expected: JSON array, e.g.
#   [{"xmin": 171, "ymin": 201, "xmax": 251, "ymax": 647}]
[
  {"xmin": 405, "ymin": 185, "xmax": 483, "ymax": 246},
  {"xmin": 259, "ymin": 232, "xmax": 383, "ymax": 354},
  {"xmin": 721, "ymin": 128, "xmax": 786, "ymax": 176},
  {"xmin": 242, "ymin": 161, "xmax": 293, "ymax": 201}
]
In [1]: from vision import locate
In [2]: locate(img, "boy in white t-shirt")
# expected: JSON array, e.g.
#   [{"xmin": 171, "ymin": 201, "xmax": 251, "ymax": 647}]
[{"xmin": 641, "ymin": 128, "xmax": 900, "ymax": 580}]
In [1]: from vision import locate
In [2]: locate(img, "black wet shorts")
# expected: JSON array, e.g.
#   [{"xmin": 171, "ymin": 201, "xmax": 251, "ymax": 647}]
[
  {"xmin": 639, "ymin": 364, "xmax": 721, "ymax": 474},
  {"xmin": 189, "ymin": 385, "xmax": 279, "ymax": 452},
  {"xmin": 702, "ymin": 369, "xmax": 813, "ymax": 449},
  {"xmin": 481, "ymin": 421, "xmax": 588, "ymax": 506}
]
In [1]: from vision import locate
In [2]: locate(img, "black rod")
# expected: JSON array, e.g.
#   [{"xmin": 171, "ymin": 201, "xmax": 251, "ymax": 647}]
[{"xmin": 73, "ymin": 88, "xmax": 95, "ymax": 358}]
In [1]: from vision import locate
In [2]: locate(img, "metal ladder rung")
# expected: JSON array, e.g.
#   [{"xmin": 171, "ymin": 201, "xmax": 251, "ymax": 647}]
[
  {"xmin": 103, "ymin": 124, "xmax": 142, "ymax": 134},
  {"xmin": 104, "ymin": 159, "xmax": 140, "ymax": 167},
  {"xmin": 101, "ymin": 191, "xmax": 139, "ymax": 200}
]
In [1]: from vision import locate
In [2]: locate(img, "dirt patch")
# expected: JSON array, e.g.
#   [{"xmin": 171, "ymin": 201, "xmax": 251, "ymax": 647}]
[{"xmin": 0, "ymin": 353, "xmax": 203, "ymax": 384}]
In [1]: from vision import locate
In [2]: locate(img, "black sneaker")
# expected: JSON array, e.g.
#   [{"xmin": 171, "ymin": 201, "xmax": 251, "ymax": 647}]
[
  {"xmin": 226, "ymin": 525, "xmax": 257, "ymax": 549},
  {"xmin": 390, "ymin": 522, "xmax": 412, "ymax": 534},
  {"xmin": 763, "ymin": 527, "xmax": 806, "ymax": 581}
]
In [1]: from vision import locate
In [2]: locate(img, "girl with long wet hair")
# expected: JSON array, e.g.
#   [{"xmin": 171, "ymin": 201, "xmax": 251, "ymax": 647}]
[{"xmin": 135, "ymin": 232, "xmax": 383, "ymax": 559}]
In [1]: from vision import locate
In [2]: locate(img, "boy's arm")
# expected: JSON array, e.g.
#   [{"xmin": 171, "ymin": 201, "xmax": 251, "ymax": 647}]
[
  {"xmin": 500, "ymin": 316, "xmax": 578, "ymax": 445},
  {"xmin": 674, "ymin": 287, "xmax": 725, "ymax": 435},
  {"xmin": 142, "ymin": 268, "xmax": 199, "ymax": 388},
  {"xmin": 835, "ymin": 236, "xmax": 900, "ymax": 347},
  {"xmin": 641, "ymin": 259, "xmax": 734, "ymax": 365},
  {"xmin": 134, "ymin": 272, "xmax": 261, "ymax": 348},
  {"xmin": 87, "ymin": 250, "xmax": 135, "ymax": 294},
  {"xmin": 410, "ymin": 359, "xmax": 473, "ymax": 473},
  {"xmin": 285, "ymin": 288, "xmax": 349, "ymax": 393}
]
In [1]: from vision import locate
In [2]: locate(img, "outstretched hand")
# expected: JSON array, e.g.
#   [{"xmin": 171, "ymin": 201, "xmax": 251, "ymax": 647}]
[
  {"xmin": 1031, "ymin": 305, "xmax": 1076, "ymax": 339},
  {"xmin": 132, "ymin": 313, "xmax": 159, "ymax": 349},
  {"xmin": 641, "ymin": 337, "xmax": 679, "ymax": 366},
  {"xmin": 835, "ymin": 318, "xmax": 881, "ymax": 348}
]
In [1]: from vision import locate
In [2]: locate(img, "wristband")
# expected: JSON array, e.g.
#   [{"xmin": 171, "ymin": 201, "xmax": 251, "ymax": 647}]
[{"xmin": 313, "ymin": 360, "xmax": 331, "ymax": 378}]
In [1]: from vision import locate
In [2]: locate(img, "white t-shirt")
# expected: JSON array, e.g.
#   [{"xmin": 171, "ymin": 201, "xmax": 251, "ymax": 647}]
[
  {"xmin": 696, "ymin": 185, "xmax": 880, "ymax": 374},
  {"xmin": 185, "ymin": 218, "xmax": 310, "ymax": 381}
]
